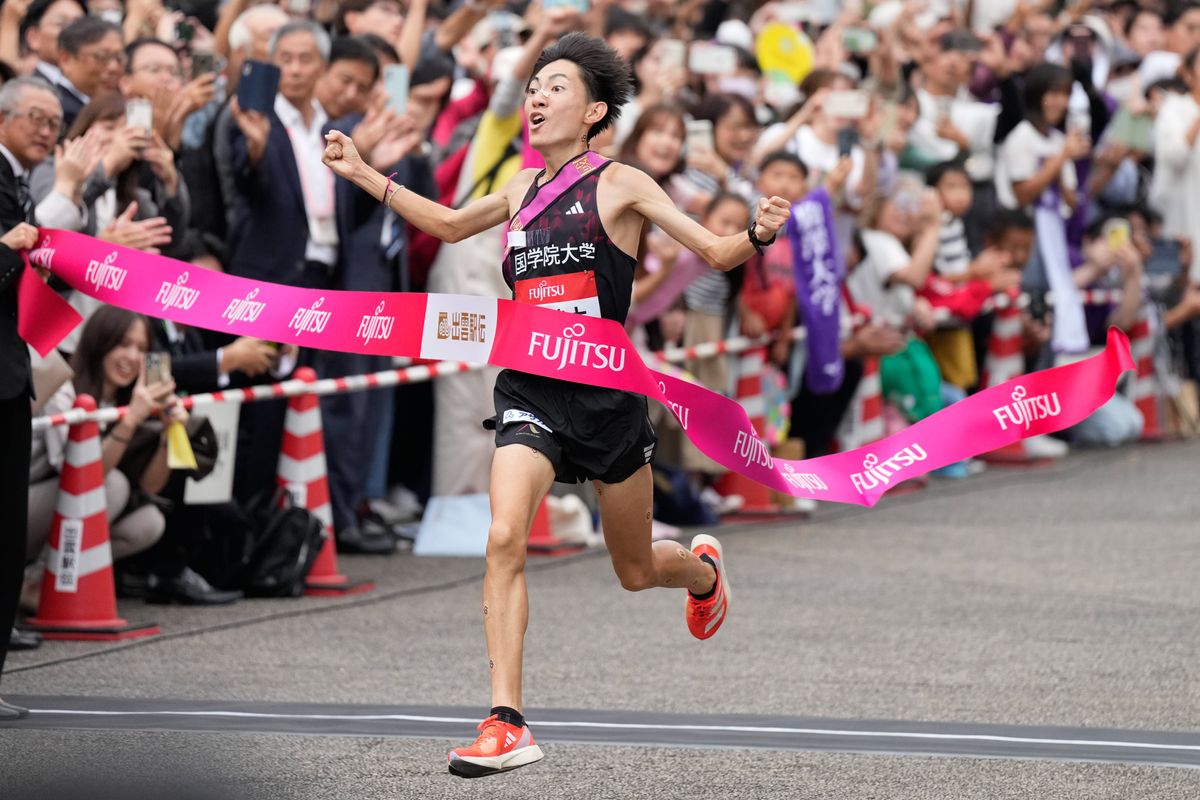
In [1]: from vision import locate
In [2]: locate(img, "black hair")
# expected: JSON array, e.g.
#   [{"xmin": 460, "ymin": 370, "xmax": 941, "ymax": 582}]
[
  {"xmin": 71, "ymin": 305, "xmax": 150, "ymax": 406},
  {"xmin": 1165, "ymin": 2, "xmax": 1200, "ymax": 27},
  {"xmin": 1124, "ymin": 7, "xmax": 1163, "ymax": 37},
  {"xmin": 604, "ymin": 7, "xmax": 651, "ymax": 40},
  {"xmin": 532, "ymin": 32, "xmax": 633, "ymax": 142},
  {"xmin": 336, "ymin": 0, "xmax": 400, "ymax": 35},
  {"xmin": 759, "ymin": 150, "xmax": 808, "ymax": 178},
  {"xmin": 704, "ymin": 191, "xmax": 750, "ymax": 219},
  {"xmin": 329, "ymin": 35, "xmax": 380, "ymax": 82},
  {"xmin": 985, "ymin": 207, "xmax": 1034, "ymax": 241},
  {"xmin": 926, "ymin": 158, "xmax": 969, "ymax": 188},
  {"xmin": 57, "ymin": 15, "xmax": 120, "ymax": 56},
  {"xmin": 1022, "ymin": 62, "xmax": 1074, "ymax": 129},
  {"xmin": 124, "ymin": 38, "xmax": 177, "ymax": 73},
  {"xmin": 358, "ymin": 33, "xmax": 399, "ymax": 65},
  {"xmin": 1184, "ymin": 45, "xmax": 1200, "ymax": 78},
  {"xmin": 694, "ymin": 92, "xmax": 756, "ymax": 128},
  {"xmin": 20, "ymin": 0, "xmax": 86, "ymax": 41}
]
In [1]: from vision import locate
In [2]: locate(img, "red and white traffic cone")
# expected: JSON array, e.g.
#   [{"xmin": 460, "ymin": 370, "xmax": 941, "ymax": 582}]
[
  {"xmin": 1129, "ymin": 305, "xmax": 1163, "ymax": 441},
  {"xmin": 277, "ymin": 367, "xmax": 374, "ymax": 596},
  {"xmin": 982, "ymin": 300, "xmax": 1024, "ymax": 390},
  {"xmin": 27, "ymin": 395, "xmax": 160, "ymax": 641},
  {"xmin": 714, "ymin": 345, "xmax": 777, "ymax": 513},
  {"xmin": 525, "ymin": 497, "xmax": 582, "ymax": 557},
  {"xmin": 981, "ymin": 299, "xmax": 1046, "ymax": 464}
]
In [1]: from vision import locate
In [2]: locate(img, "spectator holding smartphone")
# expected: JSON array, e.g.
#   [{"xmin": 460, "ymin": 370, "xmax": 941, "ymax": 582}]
[{"xmin": 26, "ymin": 307, "xmax": 189, "ymax": 613}]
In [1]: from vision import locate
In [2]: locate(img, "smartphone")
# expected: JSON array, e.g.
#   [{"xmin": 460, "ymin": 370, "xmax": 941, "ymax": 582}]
[
  {"xmin": 688, "ymin": 43, "xmax": 738, "ymax": 75},
  {"xmin": 836, "ymin": 127, "xmax": 859, "ymax": 158},
  {"xmin": 658, "ymin": 38, "xmax": 686, "ymax": 72},
  {"xmin": 842, "ymin": 27, "xmax": 878, "ymax": 54},
  {"xmin": 126, "ymin": 98, "xmax": 153, "ymax": 131},
  {"xmin": 191, "ymin": 51, "xmax": 218, "ymax": 80},
  {"xmin": 685, "ymin": 119, "xmax": 714, "ymax": 155},
  {"xmin": 285, "ymin": 0, "xmax": 312, "ymax": 15},
  {"xmin": 144, "ymin": 352, "xmax": 172, "ymax": 387},
  {"xmin": 175, "ymin": 18, "xmax": 195, "ymax": 44},
  {"xmin": 825, "ymin": 90, "xmax": 870, "ymax": 120},
  {"xmin": 236, "ymin": 60, "xmax": 281, "ymax": 114},
  {"xmin": 1103, "ymin": 218, "xmax": 1131, "ymax": 251},
  {"xmin": 383, "ymin": 64, "xmax": 409, "ymax": 116}
]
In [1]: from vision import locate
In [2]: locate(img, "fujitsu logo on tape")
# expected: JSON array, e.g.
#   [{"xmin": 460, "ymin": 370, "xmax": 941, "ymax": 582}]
[
  {"xmin": 29, "ymin": 234, "xmax": 55, "ymax": 268},
  {"xmin": 733, "ymin": 429, "xmax": 773, "ymax": 469},
  {"xmin": 528, "ymin": 323, "xmax": 627, "ymax": 373},
  {"xmin": 223, "ymin": 287, "xmax": 266, "ymax": 325},
  {"xmin": 358, "ymin": 300, "xmax": 395, "ymax": 344},
  {"xmin": 436, "ymin": 310, "xmax": 488, "ymax": 343},
  {"xmin": 993, "ymin": 385, "xmax": 1061, "ymax": 431},
  {"xmin": 85, "ymin": 251, "xmax": 127, "ymax": 292},
  {"xmin": 849, "ymin": 444, "xmax": 928, "ymax": 495},
  {"xmin": 155, "ymin": 271, "xmax": 200, "ymax": 311},
  {"xmin": 657, "ymin": 381, "xmax": 689, "ymax": 430},
  {"xmin": 781, "ymin": 463, "xmax": 828, "ymax": 493},
  {"xmin": 528, "ymin": 280, "xmax": 566, "ymax": 303},
  {"xmin": 290, "ymin": 296, "xmax": 331, "ymax": 335}
]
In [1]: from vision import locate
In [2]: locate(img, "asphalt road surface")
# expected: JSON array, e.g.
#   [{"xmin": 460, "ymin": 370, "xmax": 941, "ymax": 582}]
[{"xmin": 3, "ymin": 442, "xmax": 1198, "ymax": 798}]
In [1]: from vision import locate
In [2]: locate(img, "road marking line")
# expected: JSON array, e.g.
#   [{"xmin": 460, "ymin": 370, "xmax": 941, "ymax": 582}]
[{"xmin": 27, "ymin": 709, "xmax": 1200, "ymax": 754}]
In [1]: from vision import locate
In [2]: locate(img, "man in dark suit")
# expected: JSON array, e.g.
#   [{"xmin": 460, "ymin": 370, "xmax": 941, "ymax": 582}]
[
  {"xmin": 19, "ymin": 0, "xmax": 87, "ymax": 103},
  {"xmin": 53, "ymin": 16, "xmax": 124, "ymax": 130},
  {"xmin": 0, "ymin": 75, "xmax": 72, "ymax": 718},
  {"xmin": 226, "ymin": 20, "xmax": 384, "ymax": 542}
]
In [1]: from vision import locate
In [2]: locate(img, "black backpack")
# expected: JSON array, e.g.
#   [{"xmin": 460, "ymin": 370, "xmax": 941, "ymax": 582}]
[{"xmin": 242, "ymin": 489, "xmax": 327, "ymax": 598}]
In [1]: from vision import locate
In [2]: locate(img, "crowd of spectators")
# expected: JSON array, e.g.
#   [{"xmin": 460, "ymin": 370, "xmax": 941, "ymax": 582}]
[{"xmin": 3, "ymin": 0, "xmax": 1200, "ymax": 633}]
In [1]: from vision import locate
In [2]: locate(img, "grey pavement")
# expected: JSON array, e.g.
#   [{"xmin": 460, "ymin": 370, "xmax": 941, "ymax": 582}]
[{"xmin": 3, "ymin": 441, "xmax": 1199, "ymax": 797}]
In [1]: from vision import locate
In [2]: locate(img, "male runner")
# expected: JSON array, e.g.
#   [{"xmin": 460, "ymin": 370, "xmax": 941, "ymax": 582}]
[{"xmin": 322, "ymin": 32, "xmax": 791, "ymax": 778}]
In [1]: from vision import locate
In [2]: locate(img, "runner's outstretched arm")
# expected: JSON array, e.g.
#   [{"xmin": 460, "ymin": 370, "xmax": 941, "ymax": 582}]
[
  {"xmin": 616, "ymin": 164, "xmax": 791, "ymax": 271},
  {"xmin": 321, "ymin": 130, "xmax": 524, "ymax": 244}
]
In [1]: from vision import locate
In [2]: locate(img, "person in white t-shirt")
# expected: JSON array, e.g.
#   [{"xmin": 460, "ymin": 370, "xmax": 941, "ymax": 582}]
[{"xmin": 1149, "ymin": 47, "xmax": 1200, "ymax": 282}]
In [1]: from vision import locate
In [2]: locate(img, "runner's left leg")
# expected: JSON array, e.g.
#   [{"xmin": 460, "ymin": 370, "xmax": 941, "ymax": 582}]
[{"xmin": 594, "ymin": 464, "xmax": 716, "ymax": 594}]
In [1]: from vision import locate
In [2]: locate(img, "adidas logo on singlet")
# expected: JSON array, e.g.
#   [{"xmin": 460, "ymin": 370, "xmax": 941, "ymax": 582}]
[{"xmin": 564, "ymin": 201, "xmax": 584, "ymax": 216}]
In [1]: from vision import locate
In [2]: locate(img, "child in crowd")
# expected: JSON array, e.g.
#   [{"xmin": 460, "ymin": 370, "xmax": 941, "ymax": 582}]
[
  {"xmin": 923, "ymin": 160, "xmax": 1022, "ymax": 391},
  {"xmin": 739, "ymin": 153, "xmax": 808, "ymax": 368}
]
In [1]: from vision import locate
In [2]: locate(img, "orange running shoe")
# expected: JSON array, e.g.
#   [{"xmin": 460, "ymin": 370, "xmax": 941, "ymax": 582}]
[
  {"xmin": 686, "ymin": 533, "xmax": 730, "ymax": 640},
  {"xmin": 448, "ymin": 714, "xmax": 544, "ymax": 778}
]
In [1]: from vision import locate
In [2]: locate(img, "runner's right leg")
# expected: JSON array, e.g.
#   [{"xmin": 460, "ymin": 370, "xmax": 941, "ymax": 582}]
[{"xmin": 448, "ymin": 443, "xmax": 554, "ymax": 778}]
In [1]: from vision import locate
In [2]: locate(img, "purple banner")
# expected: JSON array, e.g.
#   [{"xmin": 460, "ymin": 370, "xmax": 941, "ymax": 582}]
[{"xmin": 786, "ymin": 187, "xmax": 844, "ymax": 394}]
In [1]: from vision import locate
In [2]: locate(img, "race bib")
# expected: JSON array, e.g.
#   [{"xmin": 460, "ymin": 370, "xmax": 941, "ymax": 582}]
[{"xmin": 515, "ymin": 272, "xmax": 601, "ymax": 318}]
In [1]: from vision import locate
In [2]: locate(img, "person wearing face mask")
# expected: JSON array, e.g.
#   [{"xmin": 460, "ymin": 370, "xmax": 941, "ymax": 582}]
[{"xmin": 323, "ymin": 31, "xmax": 791, "ymax": 778}]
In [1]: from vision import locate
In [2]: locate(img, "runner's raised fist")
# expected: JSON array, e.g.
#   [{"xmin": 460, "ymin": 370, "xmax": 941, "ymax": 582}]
[
  {"xmin": 753, "ymin": 195, "xmax": 791, "ymax": 242},
  {"xmin": 322, "ymin": 130, "xmax": 364, "ymax": 181}
]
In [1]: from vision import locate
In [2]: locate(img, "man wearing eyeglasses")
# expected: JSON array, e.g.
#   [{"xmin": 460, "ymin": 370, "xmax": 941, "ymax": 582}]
[
  {"xmin": 17, "ymin": 0, "xmax": 87, "ymax": 95},
  {"xmin": 54, "ymin": 16, "xmax": 125, "ymax": 130}
]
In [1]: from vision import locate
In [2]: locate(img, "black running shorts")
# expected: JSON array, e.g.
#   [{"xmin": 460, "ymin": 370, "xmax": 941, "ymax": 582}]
[{"xmin": 484, "ymin": 369, "xmax": 657, "ymax": 484}]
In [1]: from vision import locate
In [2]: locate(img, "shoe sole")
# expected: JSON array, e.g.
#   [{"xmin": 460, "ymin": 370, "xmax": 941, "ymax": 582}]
[
  {"xmin": 448, "ymin": 744, "xmax": 544, "ymax": 778},
  {"xmin": 689, "ymin": 533, "xmax": 730, "ymax": 639}
]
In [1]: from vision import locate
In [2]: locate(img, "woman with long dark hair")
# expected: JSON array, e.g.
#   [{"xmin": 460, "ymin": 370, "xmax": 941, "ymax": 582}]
[{"xmin": 25, "ymin": 307, "xmax": 188, "ymax": 608}]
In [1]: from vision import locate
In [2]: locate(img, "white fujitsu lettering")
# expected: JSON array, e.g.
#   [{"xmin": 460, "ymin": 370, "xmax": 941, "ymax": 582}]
[
  {"xmin": 222, "ymin": 288, "xmax": 266, "ymax": 325},
  {"xmin": 848, "ymin": 444, "xmax": 929, "ymax": 495},
  {"xmin": 84, "ymin": 252, "xmax": 127, "ymax": 292},
  {"xmin": 993, "ymin": 385, "xmax": 1062, "ymax": 431},
  {"xmin": 290, "ymin": 297, "xmax": 331, "ymax": 335},
  {"xmin": 154, "ymin": 271, "xmax": 200, "ymax": 312}
]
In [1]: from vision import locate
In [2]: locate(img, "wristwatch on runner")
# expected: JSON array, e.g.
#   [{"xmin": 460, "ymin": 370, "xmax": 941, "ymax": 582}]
[{"xmin": 747, "ymin": 217, "xmax": 777, "ymax": 256}]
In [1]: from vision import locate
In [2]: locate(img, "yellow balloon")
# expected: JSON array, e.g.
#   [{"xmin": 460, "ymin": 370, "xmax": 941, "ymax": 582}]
[{"xmin": 755, "ymin": 22, "xmax": 815, "ymax": 84}]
